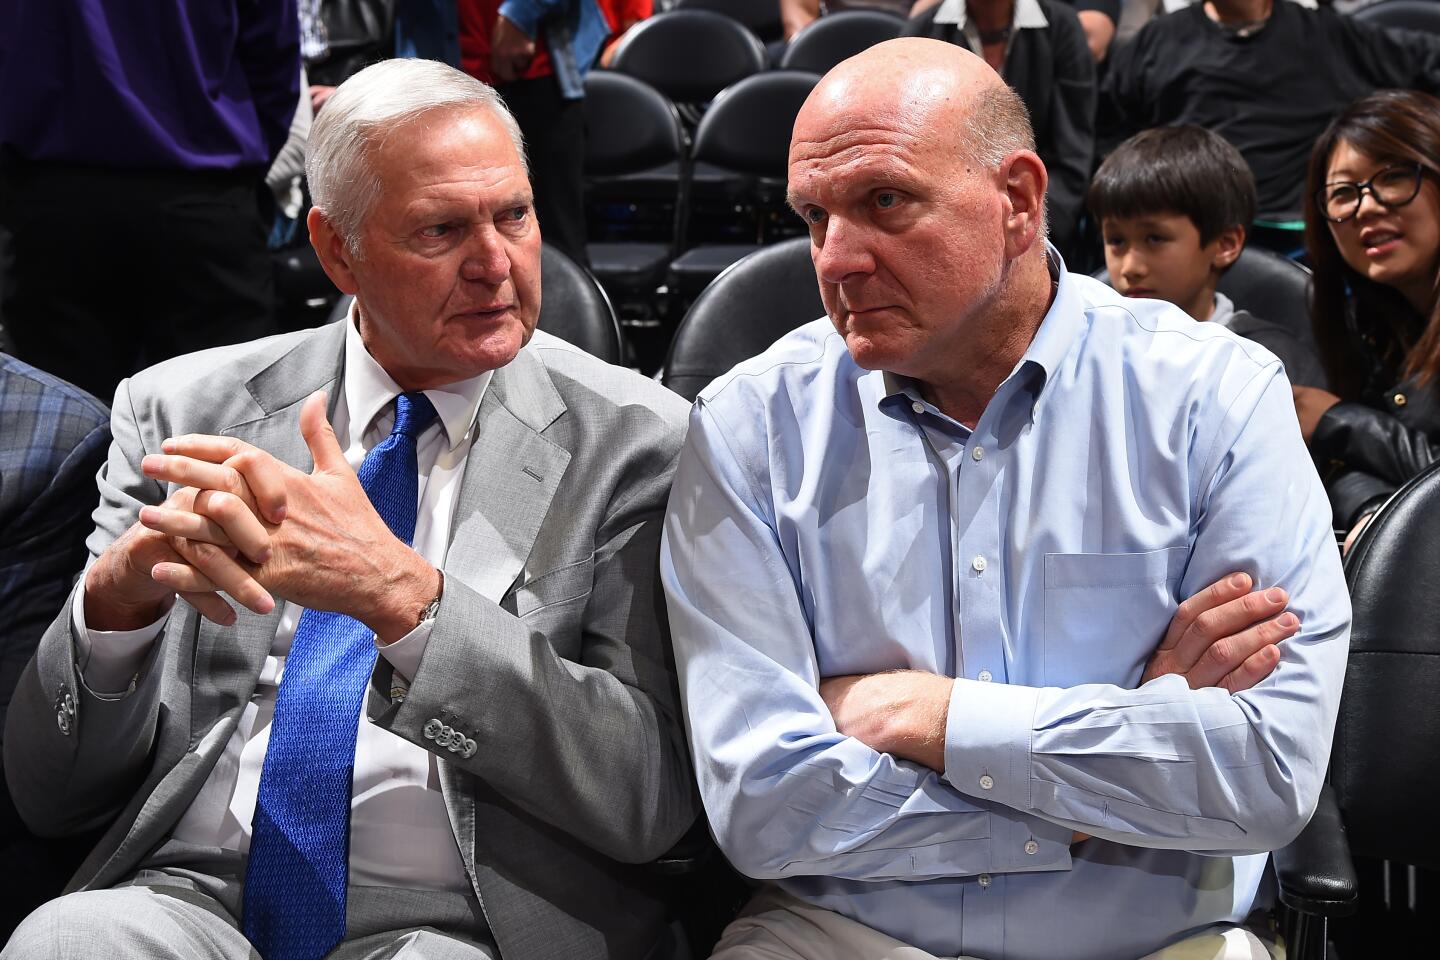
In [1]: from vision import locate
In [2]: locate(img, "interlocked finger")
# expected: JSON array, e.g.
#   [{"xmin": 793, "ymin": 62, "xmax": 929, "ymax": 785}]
[
  {"xmin": 160, "ymin": 435, "xmax": 291, "ymax": 525},
  {"xmin": 142, "ymin": 454, "xmax": 254, "ymax": 506},
  {"xmin": 1219, "ymin": 643, "xmax": 1284, "ymax": 696},
  {"xmin": 172, "ymin": 537, "xmax": 275, "ymax": 616}
]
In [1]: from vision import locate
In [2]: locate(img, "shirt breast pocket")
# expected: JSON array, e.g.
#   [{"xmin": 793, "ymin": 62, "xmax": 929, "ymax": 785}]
[{"xmin": 1042, "ymin": 547, "xmax": 1185, "ymax": 687}]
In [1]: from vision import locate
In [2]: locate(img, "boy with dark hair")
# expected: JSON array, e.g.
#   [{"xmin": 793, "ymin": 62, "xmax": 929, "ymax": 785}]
[{"xmin": 1089, "ymin": 125, "xmax": 1327, "ymax": 387}]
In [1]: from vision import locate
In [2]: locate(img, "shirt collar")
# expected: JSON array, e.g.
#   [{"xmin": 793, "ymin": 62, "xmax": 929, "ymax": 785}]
[
  {"xmin": 342, "ymin": 302, "xmax": 492, "ymax": 452},
  {"xmin": 934, "ymin": 0, "xmax": 1049, "ymax": 30},
  {"xmin": 877, "ymin": 245, "xmax": 1079, "ymax": 423},
  {"xmin": 1210, "ymin": 290, "xmax": 1236, "ymax": 328}
]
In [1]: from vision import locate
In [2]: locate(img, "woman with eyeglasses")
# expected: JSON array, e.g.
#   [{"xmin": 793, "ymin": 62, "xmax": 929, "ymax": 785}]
[{"xmin": 1294, "ymin": 89, "xmax": 1440, "ymax": 552}]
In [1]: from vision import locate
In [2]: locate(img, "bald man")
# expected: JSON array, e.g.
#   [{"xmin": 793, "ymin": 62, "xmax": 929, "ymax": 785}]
[{"xmin": 662, "ymin": 39, "xmax": 1349, "ymax": 960}]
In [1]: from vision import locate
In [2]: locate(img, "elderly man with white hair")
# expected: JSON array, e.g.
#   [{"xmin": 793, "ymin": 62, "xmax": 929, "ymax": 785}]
[{"xmin": 2, "ymin": 58, "xmax": 696, "ymax": 960}]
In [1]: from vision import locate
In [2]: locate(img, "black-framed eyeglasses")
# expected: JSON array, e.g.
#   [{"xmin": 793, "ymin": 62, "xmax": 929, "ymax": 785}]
[{"xmin": 1316, "ymin": 163, "xmax": 1426, "ymax": 224}]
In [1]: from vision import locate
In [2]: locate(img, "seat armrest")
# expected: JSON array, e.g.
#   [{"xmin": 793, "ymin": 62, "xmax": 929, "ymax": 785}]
[
  {"xmin": 648, "ymin": 817, "xmax": 717, "ymax": 876},
  {"xmin": 1273, "ymin": 784, "xmax": 1359, "ymax": 917}
]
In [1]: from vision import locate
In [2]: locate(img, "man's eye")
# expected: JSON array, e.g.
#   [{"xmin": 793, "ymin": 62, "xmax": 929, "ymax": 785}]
[
  {"xmin": 421, "ymin": 223, "xmax": 452, "ymax": 239},
  {"xmin": 876, "ymin": 192, "xmax": 898, "ymax": 209},
  {"xmin": 802, "ymin": 207, "xmax": 826, "ymax": 224},
  {"xmin": 1103, "ymin": 236, "xmax": 1123, "ymax": 248},
  {"xmin": 1146, "ymin": 234, "xmax": 1168, "ymax": 245},
  {"xmin": 506, "ymin": 206, "xmax": 529, "ymax": 222}
]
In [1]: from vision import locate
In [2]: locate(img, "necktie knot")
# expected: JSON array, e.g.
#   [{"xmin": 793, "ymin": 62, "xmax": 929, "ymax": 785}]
[{"xmin": 392, "ymin": 391, "xmax": 438, "ymax": 440}]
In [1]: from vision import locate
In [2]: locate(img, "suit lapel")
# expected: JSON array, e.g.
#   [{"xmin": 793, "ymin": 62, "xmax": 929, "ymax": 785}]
[
  {"xmin": 437, "ymin": 343, "xmax": 570, "ymax": 884},
  {"xmin": 442, "ymin": 344, "xmax": 571, "ymax": 605}
]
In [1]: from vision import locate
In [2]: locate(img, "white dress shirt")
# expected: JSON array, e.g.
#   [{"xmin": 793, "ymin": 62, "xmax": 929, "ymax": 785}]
[{"xmin": 73, "ymin": 312, "xmax": 490, "ymax": 893}]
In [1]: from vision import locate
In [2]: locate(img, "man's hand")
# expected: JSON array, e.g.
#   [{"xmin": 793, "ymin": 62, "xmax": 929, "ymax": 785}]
[
  {"xmin": 138, "ymin": 392, "xmax": 439, "ymax": 643},
  {"xmin": 491, "ymin": 16, "xmax": 536, "ymax": 84},
  {"xmin": 310, "ymin": 84, "xmax": 337, "ymax": 114},
  {"xmin": 1143, "ymin": 572, "xmax": 1298, "ymax": 692},
  {"xmin": 84, "ymin": 484, "xmax": 269, "ymax": 631},
  {"xmin": 1293, "ymin": 385, "xmax": 1342, "ymax": 443}
]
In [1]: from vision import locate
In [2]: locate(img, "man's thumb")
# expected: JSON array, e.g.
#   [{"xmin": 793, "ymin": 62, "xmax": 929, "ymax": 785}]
[{"xmin": 299, "ymin": 391, "xmax": 346, "ymax": 473}]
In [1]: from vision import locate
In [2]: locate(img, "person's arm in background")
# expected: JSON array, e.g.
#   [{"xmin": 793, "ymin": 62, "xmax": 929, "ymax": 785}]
[
  {"xmin": 600, "ymin": 0, "xmax": 652, "ymax": 68},
  {"xmin": 237, "ymin": 0, "xmax": 302, "ymax": 162},
  {"xmin": 1332, "ymin": 6, "xmax": 1440, "ymax": 93},
  {"xmin": 1057, "ymin": 0, "xmax": 1119, "ymax": 61},
  {"xmin": 781, "ymin": 0, "xmax": 821, "ymax": 41}
]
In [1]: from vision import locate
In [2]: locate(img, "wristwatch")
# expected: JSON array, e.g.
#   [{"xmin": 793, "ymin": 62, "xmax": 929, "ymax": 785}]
[{"xmin": 417, "ymin": 569, "xmax": 444, "ymax": 627}]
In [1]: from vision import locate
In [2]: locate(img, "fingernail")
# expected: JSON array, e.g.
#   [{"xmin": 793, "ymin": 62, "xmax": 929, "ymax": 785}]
[
  {"xmin": 161, "ymin": 439, "xmax": 176, "ymax": 453},
  {"xmin": 271, "ymin": 506, "xmax": 287, "ymax": 523},
  {"xmin": 1229, "ymin": 572, "xmax": 1248, "ymax": 588},
  {"xmin": 1265, "ymin": 588, "xmax": 1285, "ymax": 603},
  {"xmin": 1279, "ymin": 613, "xmax": 1300, "ymax": 630},
  {"xmin": 256, "ymin": 548, "xmax": 272, "ymax": 564}
]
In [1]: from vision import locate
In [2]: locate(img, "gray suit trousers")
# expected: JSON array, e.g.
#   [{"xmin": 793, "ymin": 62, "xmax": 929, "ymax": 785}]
[{"xmin": 2, "ymin": 842, "xmax": 496, "ymax": 960}]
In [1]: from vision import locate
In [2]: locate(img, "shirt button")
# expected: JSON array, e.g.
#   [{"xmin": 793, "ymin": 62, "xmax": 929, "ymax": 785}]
[
  {"xmin": 978, "ymin": 873, "xmax": 992, "ymax": 888},
  {"xmin": 977, "ymin": 669, "xmax": 993, "ymax": 682},
  {"xmin": 971, "ymin": 555, "xmax": 987, "ymax": 573},
  {"xmin": 911, "ymin": 400, "xmax": 925, "ymax": 414},
  {"xmin": 1394, "ymin": 393, "xmax": 1408, "ymax": 407},
  {"xmin": 979, "ymin": 774, "xmax": 994, "ymax": 790},
  {"xmin": 971, "ymin": 445, "xmax": 985, "ymax": 461},
  {"xmin": 1024, "ymin": 840, "xmax": 1040, "ymax": 856}
]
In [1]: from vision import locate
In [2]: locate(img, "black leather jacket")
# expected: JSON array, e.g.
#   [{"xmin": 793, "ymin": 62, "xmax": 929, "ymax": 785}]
[{"xmin": 1311, "ymin": 303, "xmax": 1439, "ymax": 529}]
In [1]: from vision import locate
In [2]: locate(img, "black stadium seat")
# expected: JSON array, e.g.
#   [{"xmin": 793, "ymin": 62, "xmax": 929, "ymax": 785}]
[
  {"xmin": 669, "ymin": 71, "xmax": 821, "ymax": 304},
  {"xmin": 779, "ymin": 8, "xmax": 906, "ymax": 74},
  {"xmin": 609, "ymin": 10, "xmax": 766, "ymax": 115},
  {"xmin": 1275, "ymin": 457, "xmax": 1440, "ymax": 956},
  {"xmin": 674, "ymin": 0, "xmax": 783, "ymax": 45},
  {"xmin": 581, "ymin": 71, "xmax": 687, "ymax": 327},
  {"xmin": 662, "ymin": 236, "xmax": 823, "ymax": 401},
  {"xmin": 327, "ymin": 243, "xmax": 625, "ymax": 365}
]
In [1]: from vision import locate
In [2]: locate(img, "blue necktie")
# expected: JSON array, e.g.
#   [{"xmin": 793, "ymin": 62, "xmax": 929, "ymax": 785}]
[{"xmin": 242, "ymin": 392, "xmax": 438, "ymax": 960}]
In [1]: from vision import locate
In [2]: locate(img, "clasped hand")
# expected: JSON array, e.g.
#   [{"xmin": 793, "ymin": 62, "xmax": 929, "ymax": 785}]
[{"xmin": 89, "ymin": 392, "xmax": 431, "ymax": 639}]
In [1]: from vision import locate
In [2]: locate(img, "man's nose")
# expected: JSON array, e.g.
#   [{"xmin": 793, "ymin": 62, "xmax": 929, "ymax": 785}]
[
  {"xmin": 461, "ymin": 226, "xmax": 512, "ymax": 284},
  {"xmin": 813, "ymin": 217, "xmax": 876, "ymax": 285}
]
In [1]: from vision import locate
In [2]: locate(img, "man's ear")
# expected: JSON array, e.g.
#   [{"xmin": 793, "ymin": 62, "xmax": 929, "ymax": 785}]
[
  {"xmin": 1001, "ymin": 150, "xmax": 1048, "ymax": 259},
  {"xmin": 1211, "ymin": 224, "xmax": 1245, "ymax": 271},
  {"xmin": 308, "ymin": 207, "xmax": 361, "ymax": 296}
]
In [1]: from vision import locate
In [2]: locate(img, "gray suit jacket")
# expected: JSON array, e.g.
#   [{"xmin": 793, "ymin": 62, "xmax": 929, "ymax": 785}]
[{"xmin": 3, "ymin": 322, "xmax": 699, "ymax": 960}]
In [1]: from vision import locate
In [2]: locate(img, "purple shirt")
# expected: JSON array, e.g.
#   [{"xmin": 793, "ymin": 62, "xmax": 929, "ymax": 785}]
[{"xmin": 0, "ymin": 1, "xmax": 299, "ymax": 170}]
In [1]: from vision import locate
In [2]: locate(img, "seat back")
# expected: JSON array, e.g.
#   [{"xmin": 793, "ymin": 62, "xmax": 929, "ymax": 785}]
[
  {"xmin": 1333, "ymin": 459, "xmax": 1440, "ymax": 869},
  {"xmin": 662, "ymin": 237, "xmax": 823, "ymax": 400},
  {"xmin": 673, "ymin": 0, "xmax": 783, "ymax": 43},
  {"xmin": 325, "ymin": 244, "xmax": 624, "ymax": 365},
  {"xmin": 583, "ymin": 71, "xmax": 685, "ymax": 178},
  {"xmin": 691, "ymin": 71, "xmax": 820, "ymax": 178},
  {"xmin": 610, "ymin": 10, "xmax": 766, "ymax": 106},
  {"xmin": 1214, "ymin": 246, "xmax": 1316, "ymax": 347},
  {"xmin": 1353, "ymin": 0, "xmax": 1440, "ymax": 34},
  {"xmin": 779, "ymin": 9, "xmax": 905, "ymax": 73}
]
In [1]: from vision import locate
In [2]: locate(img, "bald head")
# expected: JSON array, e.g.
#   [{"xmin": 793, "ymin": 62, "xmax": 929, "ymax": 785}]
[{"xmin": 793, "ymin": 38, "xmax": 1034, "ymax": 173}]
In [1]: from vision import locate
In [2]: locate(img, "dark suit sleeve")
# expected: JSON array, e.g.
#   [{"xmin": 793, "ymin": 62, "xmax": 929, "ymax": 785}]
[
  {"xmin": 1041, "ymin": 9, "xmax": 1097, "ymax": 254},
  {"xmin": 237, "ymin": 0, "xmax": 302, "ymax": 160},
  {"xmin": 4, "ymin": 379, "xmax": 170, "ymax": 838},
  {"xmin": 0, "ymin": 419, "xmax": 109, "ymax": 745},
  {"xmin": 1311, "ymin": 400, "xmax": 1439, "ymax": 491}
]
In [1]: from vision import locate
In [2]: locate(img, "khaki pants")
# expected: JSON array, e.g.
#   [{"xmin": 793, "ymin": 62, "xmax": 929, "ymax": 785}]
[{"xmin": 710, "ymin": 888, "xmax": 1282, "ymax": 960}]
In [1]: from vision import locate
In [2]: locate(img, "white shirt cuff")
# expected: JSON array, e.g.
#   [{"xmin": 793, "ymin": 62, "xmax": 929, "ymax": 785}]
[
  {"xmin": 376, "ymin": 619, "xmax": 434, "ymax": 683},
  {"xmin": 72, "ymin": 587, "xmax": 168, "ymax": 696}
]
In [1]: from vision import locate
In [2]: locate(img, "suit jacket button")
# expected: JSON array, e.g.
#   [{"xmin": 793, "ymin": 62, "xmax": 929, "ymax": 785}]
[
  {"xmin": 423, "ymin": 719, "xmax": 442, "ymax": 740},
  {"xmin": 461, "ymin": 738, "xmax": 477, "ymax": 759},
  {"xmin": 56, "ymin": 711, "xmax": 71, "ymax": 735}
]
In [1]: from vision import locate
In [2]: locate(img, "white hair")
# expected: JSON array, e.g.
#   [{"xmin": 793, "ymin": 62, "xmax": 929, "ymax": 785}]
[{"xmin": 305, "ymin": 58, "xmax": 528, "ymax": 256}]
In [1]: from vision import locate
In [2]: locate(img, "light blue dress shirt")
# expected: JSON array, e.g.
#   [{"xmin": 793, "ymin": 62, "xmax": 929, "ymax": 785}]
[{"xmin": 661, "ymin": 255, "xmax": 1351, "ymax": 960}]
